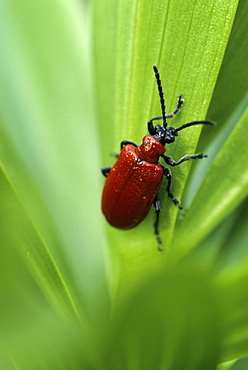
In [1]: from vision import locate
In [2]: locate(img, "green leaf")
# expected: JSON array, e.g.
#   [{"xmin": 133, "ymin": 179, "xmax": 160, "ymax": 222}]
[
  {"xmin": 174, "ymin": 107, "xmax": 248, "ymax": 255},
  {"xmin": 188, "ymin": 198, "xmax": 248, "ymax": 362},
  {"xmin": 0, "ymin": 166, "xmax": 80, "ymax": 323},
  {"xmin": 216, "ymin": 261, "xmax": 248, "ymax": 362},
  {"xmin": 1, "ymin": 0, "xmax": 247, "ymax": 367},
  {"xmin": 107, "ymin": 264, "xmax": 221, "ymax": 369},
  {"xmin": 218, "ymin": 360, "xmax": 239, "ymax": 370},
  {"xmin": 226, "ymin": 359, "xmax": 248, "ymax": 370},
  {"xmin": 207, "ymin": 0, "xmax": 248, "ymax": 139},
  {"xmin": 175, "ymin": 0, "xmax": 248, "ymax": 255},
  {"xmin": 93, "ymin": 0, "xmax": 239, "ymax": 295},
  {"xmin": 0, "ymin": 0, "xmax": 111, "ymax": 365},
  {"xmin": 0, "ymin": 0, "xmax": 109, "ymax": 318}
]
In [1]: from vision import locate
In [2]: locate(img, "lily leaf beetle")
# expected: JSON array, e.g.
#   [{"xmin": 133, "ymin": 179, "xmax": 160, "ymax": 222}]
[{"xmin": 101, "ymin": 66, "xmax": 214, "ymax": 249}]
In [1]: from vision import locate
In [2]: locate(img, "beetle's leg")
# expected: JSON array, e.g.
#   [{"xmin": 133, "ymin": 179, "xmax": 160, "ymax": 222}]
[
  {"xmin": 162, "ymin": 153, "xmax": 207, "ymax": 167},
  {"xmin": 148, "ymin": 95, "xmax": 184, "ymax": 133},
  {"xmin": 163, "ymin": 167, "xmax": 182, "ymax": 209},
  {"xmin": 153, "ymin": 196, "xmax": 163, "ymax": 250},
  {"xmin": 101, "ymin": 167, "xmax": 112, "ymax": 177},
  {"xmin": 165, "ymin": 94, "xmax": 184, "ymax": 118},
  {"xmin": 120, "ymin": 140, "xmax": 138, "ymax": 149}
]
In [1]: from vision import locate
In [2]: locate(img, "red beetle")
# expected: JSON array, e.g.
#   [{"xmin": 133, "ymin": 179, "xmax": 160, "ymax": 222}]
[{"xmin": 101, "ymin": 66, "xmax": 214, "ymax": 248}]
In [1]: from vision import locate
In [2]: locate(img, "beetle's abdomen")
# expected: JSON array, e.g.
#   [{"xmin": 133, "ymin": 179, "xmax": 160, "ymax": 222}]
[{"xmin": 101, "ymin": 145, "xmax": 163, "ymax": 229}]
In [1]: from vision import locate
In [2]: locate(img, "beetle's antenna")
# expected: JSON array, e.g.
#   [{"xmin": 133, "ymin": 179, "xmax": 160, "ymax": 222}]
[
  {"xmin": 153, "ymin": 66, "xmax": 167, "ymax": 127},
  {"xmin": 174, "ymin": 120, "xmax": 215, "ymax": 133}
]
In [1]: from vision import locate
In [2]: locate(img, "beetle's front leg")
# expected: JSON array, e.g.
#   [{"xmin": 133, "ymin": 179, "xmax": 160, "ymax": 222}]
[
  {"xmin": 163, "ymin": 167, "xmax": 182, "ymax": 209},
  {"xmin": 148, "ymin": 94, "xmax": 184, "ymax": 134},
  {"xmin": 162, "ymin": 153, "xmax": 207, "ymax": 167}
]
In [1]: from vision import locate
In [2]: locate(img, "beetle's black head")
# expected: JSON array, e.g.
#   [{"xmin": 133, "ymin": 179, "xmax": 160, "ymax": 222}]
[
  {"xmin": 149, "ymin": 65, "xmax": 215, "ymax": 146},
  {"xmin": 148, "ymin": 119, "xmax": 215, "ymax": 146},
  {"xmin": 148, "ymin": 123, "xmax": 178, "ymax": 145}
]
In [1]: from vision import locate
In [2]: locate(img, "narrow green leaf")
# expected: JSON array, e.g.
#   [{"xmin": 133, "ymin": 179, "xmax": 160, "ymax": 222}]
[
  {"xmin": 174, "ymin": 107, "xmax": 248, "ymax": 254},
  {"xmin": 0, "ymin": 0, "xmax": 109, "ymax": 318},
  {"xmin": 107, "ymin": 264, "xmax": 221, "ymax": 369},
  {"xmin": 216, "ymin": 262, "xmax": 248, "ymax": 361},
  {"xmin": 0, "ymin": 166, "xmax": 81, "ymax": 323},
  {"xmin": 227, "ymin": 359, "xmax": 248, "ymax": 370},
  {"xmin": 217, "ymin": 360, "xmax": 238, "ymax": 370},
  {"xmin": 187, "ymin": 198, "xmax": 248, "ymax": 363},
  {"xmin": 207, "ymin": 0, "xmax": 248, "ymax": 140}
]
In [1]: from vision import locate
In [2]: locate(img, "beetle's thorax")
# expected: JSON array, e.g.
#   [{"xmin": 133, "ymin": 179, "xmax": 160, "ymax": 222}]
[{"xmin": 136, "ymin": 135, "xmax": 165, "ymax": 163}]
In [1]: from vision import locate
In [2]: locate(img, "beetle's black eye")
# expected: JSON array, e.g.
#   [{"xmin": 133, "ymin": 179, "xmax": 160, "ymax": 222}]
[{"xmin": 165, "ymin": 136, "xmax": 175, "ymax": 144}]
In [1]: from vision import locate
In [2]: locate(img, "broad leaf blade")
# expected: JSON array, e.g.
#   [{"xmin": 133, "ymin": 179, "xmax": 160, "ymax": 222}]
[{"xmin": 92, "ymin": 0, "xmax": 239, "ymax": 292}]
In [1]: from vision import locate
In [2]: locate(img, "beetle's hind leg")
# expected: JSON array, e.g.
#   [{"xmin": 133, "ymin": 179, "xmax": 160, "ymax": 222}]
[
  {"xmin": 120, "ymin": 140, "xmax": 138, "ymax": 149},
  {"xmin": 101, "ymin": 167, "xmax": 112, "ymax": 177},
  {"xmin": 153, "ymin": 196, "xmax": 163, "ymax": 250}
]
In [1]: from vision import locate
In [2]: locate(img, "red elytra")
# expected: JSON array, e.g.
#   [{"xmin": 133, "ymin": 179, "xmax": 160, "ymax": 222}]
[
  {"xmin": 101, "ymin": 66, "xmax": 214, "ymax": 249},
  {"xmin": 102, "ymin": 136, "xmax": 165, "ymax": 229}
]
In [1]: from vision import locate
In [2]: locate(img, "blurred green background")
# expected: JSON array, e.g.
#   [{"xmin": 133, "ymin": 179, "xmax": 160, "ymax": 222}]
[{"xmin": 0, "ymin": 0, "xmax": 248, "ymax": 368}]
